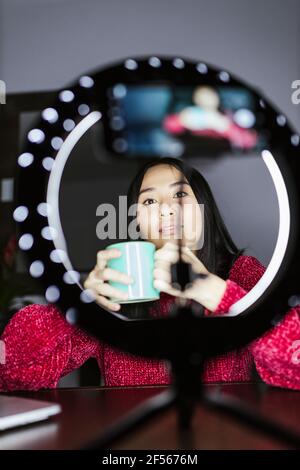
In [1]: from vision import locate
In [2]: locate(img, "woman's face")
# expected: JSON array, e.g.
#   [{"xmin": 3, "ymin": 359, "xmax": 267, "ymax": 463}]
[{"xmin": 136, "ymin": 164, "xmax": 203, "ymax": 250}]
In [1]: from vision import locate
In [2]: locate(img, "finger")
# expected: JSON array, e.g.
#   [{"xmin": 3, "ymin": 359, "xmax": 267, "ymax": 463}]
[
  {"xmin": 180, "ymin": 249, "xmax": 209, "ymax": 274},
  {"xmin": 101, "ymin": 267, "xmax": 134, "ymax": 285},
  {"xmin": 179, "ymin": 250, "xmax": 195, "ymax": 265},
  {"xmin": 96, "ymin": 249, "xmax": 121, "ymax": 270},
  {"xmin": 164, "ymin": 241, "xmax": 191, "ymax": 252},
  {"xmin": 98, "ymin": 282, "xmax": 129, "ymax": 301},
  {"xmin": 153, "ymin": 278, "xmax": 182, "ymax": 297},
  {"xmin": 155, "ymin": 241, "xmax": 179, "ymax": 255},
  {"xmin": 181, "ymin": 246, "xmax": 198, "ymax": 262},
  {"xmin": 163, "ymin": 243, "xmax": 195, "ymax": 256},
  {"xmin": 89, "ymin": 269, "xmax": 103, "ymax": 283},
  {"xmin": 154, "ymin": 247, "xmax": 179, "ymax": 263},
  {"xmin": 154, "ymin": 260, "xmax": 187, "ymax": 287},
  {"xmin": 154, "ymin": 258, "xmax": 171, "ymax": 271},
  {"xmin": 153, "ymin": 266, "xmax": 172, "ymax": 284},
  {"xmin": 84, "ymin": 273, "xmax": 129, "ymax": 304},
  {"xmin": 167, "ymin": 245, "xmax": 208, "ymax": 273},
  {"xmin": 154, "ymin": 256, "xmax": 193, "ymax": 282},
  {"xmin": 95, "ymin": 295, "xmax": 122, "ymax": 312},
  {"xmin": 163, "ymin": 241, "xmax": 180, "ymax": 249},
  {"xmin": 155, "ymin": 249, "xmax": 196, "ymax": 270}
]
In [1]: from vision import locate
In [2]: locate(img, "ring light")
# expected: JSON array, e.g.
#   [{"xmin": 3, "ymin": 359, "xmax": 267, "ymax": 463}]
[{"xmin": 14, "ymin": 55, "xmax": 300, "ymax": 361}]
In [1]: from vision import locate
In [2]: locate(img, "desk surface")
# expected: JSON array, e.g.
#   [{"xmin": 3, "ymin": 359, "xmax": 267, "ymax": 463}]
[{"xmin": 1, "ymin": 383, "xmax": 300, "ymax": 450}]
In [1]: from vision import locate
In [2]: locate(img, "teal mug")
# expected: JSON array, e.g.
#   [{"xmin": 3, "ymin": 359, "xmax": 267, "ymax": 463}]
[{"xmin": 105, "ymin": 241, "xmax": 160, "ymax": 303}]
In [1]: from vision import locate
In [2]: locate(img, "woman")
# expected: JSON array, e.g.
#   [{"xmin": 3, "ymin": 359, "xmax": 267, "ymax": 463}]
[
  {"xmin": 87, "ymin": 156, "xmax": 245, "ymax": 318},
  {"xmin": 1, "ymin": 158, "xmax": 300, "ymax": 391}
]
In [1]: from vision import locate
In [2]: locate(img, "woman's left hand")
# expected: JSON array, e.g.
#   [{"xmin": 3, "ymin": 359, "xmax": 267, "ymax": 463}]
[{"xmin": 153, "ymin": 242, "xmax": 227, "ymax": 312}]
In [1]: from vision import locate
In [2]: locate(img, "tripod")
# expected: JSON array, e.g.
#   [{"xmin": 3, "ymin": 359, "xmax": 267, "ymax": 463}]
[
  {"xmin": 86, "ymin": 196, "xmax": 300, "ymax": 450},
  {"xmin": 85, "ymin": 299, "xmax": 300, "ymax": 450}
]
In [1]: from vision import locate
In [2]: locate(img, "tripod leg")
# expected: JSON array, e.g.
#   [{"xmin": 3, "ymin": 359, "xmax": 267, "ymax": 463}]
[
  {"xmin": 204, "ymin": 390, "xmax": 300, "ymax": 449},
  {"xmin": 170, "ymin": 349, "xmax": 204, "ymax": 450},
  {"xmin": 177, "ymin": 396, "xmax": 197, "ymax": 449},
  {"xmin": 84, "ymin": 388, "xmax": 176, "ymax": 449}
]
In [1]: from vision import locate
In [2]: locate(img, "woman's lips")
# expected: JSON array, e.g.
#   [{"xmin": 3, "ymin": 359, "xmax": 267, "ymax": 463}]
[{"xmin": 160, "ymin": 225, "xmax": 183, "ymax": 234}]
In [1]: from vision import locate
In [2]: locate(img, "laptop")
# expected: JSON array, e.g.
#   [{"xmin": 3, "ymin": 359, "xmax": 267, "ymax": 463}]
[{"xmin": 0, "ymin": 395, "xmax": 61, "ymax": 431}]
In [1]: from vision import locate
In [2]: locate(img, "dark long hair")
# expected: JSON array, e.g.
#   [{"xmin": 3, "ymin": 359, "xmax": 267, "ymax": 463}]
[{"xmin": 120, "ymin": 157, "xmax": 245, "ymax": 320}]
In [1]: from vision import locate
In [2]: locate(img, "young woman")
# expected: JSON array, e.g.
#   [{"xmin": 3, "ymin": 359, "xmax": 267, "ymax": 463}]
[{"xmin": 1, "ymin": 158, "xmax": 300, "ymax": 391}]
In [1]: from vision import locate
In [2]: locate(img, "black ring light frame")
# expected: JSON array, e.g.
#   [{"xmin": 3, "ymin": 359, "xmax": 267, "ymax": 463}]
[{"xmin": 15, "ymin": 55, "xmax": 300, "ymax": 363}]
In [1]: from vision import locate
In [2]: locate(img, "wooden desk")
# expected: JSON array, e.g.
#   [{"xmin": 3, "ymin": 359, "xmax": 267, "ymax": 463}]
[{"xmin": 1, "ymin": 383, "xmax": 300, "ymax": 450}]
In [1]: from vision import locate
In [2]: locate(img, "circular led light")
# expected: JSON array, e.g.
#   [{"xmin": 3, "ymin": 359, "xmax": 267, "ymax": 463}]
[
  {"xmin": 45, "ymin": 285, "xmax": 60, "ymax": 303},
  {"xmin": 80, "ymin": 289, "xmax": 96, "ymax": 303},
  {"xmin": 42, "ymin": 108, "xmax": 59, "ymax": 123},
  {"xmin": 59, "ymin": 90, "xmax": 74, "ymax": 102},
  {"xmin": 18, "ymin": 233, "xmax": 34, "ymax": 250},
  {"xmin": 28, "ymin": 129, "xmax": 45, "ymax": 144},
  {"xmin": 291, "ymin": 134, "xmax": 300, "ymax": 146},
  {"xmin": 66, "ymin": 308, "xmax": 78, "ymax": 325},
  {"xmin": 42, "ymin": 157, "xmax": 55, "ymax": 171},
  {"xmin": 196, "ymin": 62, "xmax": 208, "ymax": 74},
  {"xmin": 288, "ymin": 295, "xmax": 300, "ymax": 307},
  {"xmin": 79, "ymin": 76, "xmax": 94, "ymax": 88},
  {"xmin": 63, "ymin": 119, "xmax": 76, "ymax": 132},
  {"xmin": 41, "ymin": 226, "xmax": 58, "ymax": 241},
  {"xmin": 173, "ymin": 58, "xmax": 185, "ymax": 69},
  {"xmin": 218, "ymin": 71, "xmax": 230, "ymax": 82},
  {"xmin": 18, "ymin": 152, "xmax": 34, "ymax": 168},
  {"xmin": 13, "ymin": 206, "xmax": 29, "ymax": 222},
  {"xmin": 29, "ymin": 260, "xmax": 45, "ymax": 278},
  {"xmin": 276, "ymin": 114, "xmax": 287, "ymax": 127},
  {"xmin": 124, "ymin": 59, "xmax": 138, "ymax": 70},
  {"xmin": 51, "ymin": 137, "xmax": 63, "ymax": 150},
  {"xmin": 229, "ymin": 149, "xmax": 290, "ymax": 316},
  {"xmin": 63, "ymin": 270, "xmax": 81, "ymax": 285},
  {"xmin": 148, "ymin": 56, "xmax": 161, "ymax": 68},
  {"xmin": 50, "ymin": 249, "xmax": 67, "ymax": 263},
  {"xmin": 37, "ymin": 202, "xmax": 52, "ymax": 217},
  {"xmin": 78, "ymin": 104, "xmax": 90, "ymax": 116}
]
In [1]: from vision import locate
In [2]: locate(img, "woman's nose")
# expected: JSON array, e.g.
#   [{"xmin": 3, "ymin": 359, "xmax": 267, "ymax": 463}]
[{"xmin": 160, "ymin": 203, "xmax": 175, "ymax": 217}]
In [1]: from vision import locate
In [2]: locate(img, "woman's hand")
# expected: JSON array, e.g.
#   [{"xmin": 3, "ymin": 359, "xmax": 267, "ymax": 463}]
[
  {"xmin": 153, "ymin": 242, "xmax": 227, "ymax": 312},
  {"xmin": 83, "ymin": 248, "xmax": 134, "ymax": 312}
]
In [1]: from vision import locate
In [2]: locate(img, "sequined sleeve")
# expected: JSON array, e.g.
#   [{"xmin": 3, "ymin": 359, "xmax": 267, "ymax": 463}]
[
  {"xmin": 212, "ymin": 255, "xmax": 266, "ymax": 315},
  {"xmin": 210, "ymin": 255, "xmax": 300, "ymax": 390},
  {"xmin": 0, "ymin": 304, "xmax": 100, "ymax": 391}
]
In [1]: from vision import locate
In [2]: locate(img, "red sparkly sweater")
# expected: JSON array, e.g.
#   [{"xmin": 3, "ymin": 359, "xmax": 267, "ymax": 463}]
[{"xmin": 1, "ymin": 255, "xmax": 300, "ymax": 391}]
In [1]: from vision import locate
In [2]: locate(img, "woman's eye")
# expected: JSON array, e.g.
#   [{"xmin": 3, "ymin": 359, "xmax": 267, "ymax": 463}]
[
  {"xmin": 174, "ymin": 191, "xmax": 188, "ymax": 198},
  {"xmin": 143, "ymin": 192, "xmax": 187, "ymax": 205},
  {"xmin": 143, "ymin": 198, "xmax": 156, "ymax": 205}
]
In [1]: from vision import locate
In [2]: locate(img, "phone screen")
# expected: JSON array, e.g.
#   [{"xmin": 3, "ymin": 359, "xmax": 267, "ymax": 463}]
[{"xmin": 103, "ymin": 82, "xmax": 267, "ymax": 158}]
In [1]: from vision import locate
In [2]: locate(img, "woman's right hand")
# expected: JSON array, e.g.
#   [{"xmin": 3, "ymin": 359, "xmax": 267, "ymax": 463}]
[{"xmin": 83, "ymin": 248, "xmax": 134, "ymax": 312}]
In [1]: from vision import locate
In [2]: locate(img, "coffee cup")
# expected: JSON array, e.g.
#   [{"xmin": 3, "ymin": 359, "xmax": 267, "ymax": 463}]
[{"xmin": 105, "ymin": 241, "xmax": 160, "ymax": 303}]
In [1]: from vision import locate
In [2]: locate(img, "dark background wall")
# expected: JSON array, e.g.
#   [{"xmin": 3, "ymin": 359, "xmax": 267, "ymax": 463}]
[{"xmin": 1, "ymin": 0, "xmax": 299, "ymax": 126}]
